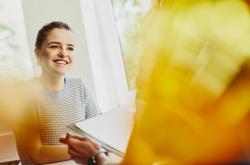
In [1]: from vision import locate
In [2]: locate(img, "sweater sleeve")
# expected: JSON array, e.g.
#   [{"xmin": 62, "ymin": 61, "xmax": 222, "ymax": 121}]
[{"xmin": 80, "ymin": 80, "xmax": 100, "ymax": 118}]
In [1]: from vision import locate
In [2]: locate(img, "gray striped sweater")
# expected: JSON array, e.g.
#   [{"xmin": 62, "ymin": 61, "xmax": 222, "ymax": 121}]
[{"xmin": 15, "ymin": 78, "xmax": 99, "ymax": 165}]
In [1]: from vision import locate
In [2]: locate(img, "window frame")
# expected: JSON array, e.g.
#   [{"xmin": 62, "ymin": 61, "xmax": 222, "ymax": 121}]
[{"xmin": 80, "ymin": 0, "xmax": 135, "ymax": 111}]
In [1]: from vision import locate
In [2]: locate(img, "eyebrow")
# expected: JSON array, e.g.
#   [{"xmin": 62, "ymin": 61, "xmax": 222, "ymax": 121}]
[{"xmin": 47, "ymin": 42, "xmax": 75, "ymax": 47}]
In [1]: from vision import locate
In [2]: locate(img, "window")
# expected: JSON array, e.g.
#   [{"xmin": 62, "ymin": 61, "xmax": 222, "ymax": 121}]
[
  {"xmin": 80, "ymin": 0, "xmax": 154, "ymax": 109},
  {"xmin": 110, "ymin": 0, "xmax": 154, "ymax": 89},
  {"xmin": 0, "ymin": 0, "xmax": 33, "ymax": 83}
]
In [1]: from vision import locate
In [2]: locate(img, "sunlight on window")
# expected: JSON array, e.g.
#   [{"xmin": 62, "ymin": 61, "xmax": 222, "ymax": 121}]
[
  {"xmin": 0, "ymin": 0, "xmax": 33, "ymax": 82},
  {"xmin": 111, "ymin": 0, "xmax": 153, "ymax": 89}
]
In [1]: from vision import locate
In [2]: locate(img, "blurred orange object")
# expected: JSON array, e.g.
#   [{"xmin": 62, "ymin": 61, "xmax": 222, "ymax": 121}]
[{"xmin": 122, "ymin": 0, "xmax": 250, "ymax": 164}]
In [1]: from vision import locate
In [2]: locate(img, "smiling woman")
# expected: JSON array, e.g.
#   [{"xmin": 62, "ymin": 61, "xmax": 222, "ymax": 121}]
[
  {"xmin": 35, "ymin": 23, "xmax": 74, "ymax": 79},
  {"xmin": 12, "ymin": 21, "xmax": 101, "ymax": 165}
]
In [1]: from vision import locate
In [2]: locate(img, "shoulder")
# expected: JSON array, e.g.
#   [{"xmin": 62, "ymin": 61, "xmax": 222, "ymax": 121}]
[
  {"xmin": 66, "ymin": 77, "xmax": 83, "ymax": 86},
  {"xmin": 65, "ymin": 77, "xmax": 87, "ymax": 91}
]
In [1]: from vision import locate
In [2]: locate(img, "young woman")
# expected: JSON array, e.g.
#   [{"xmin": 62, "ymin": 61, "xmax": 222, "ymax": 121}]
[{"xmin": 14, "ymin": 21, "xmax": 101, "ymax": 165}]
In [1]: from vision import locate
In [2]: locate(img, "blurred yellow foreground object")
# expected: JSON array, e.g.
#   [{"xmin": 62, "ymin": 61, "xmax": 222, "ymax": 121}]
[{"xmin": 123, "ymin": 0, "xmax": 250, "ymax": 164}]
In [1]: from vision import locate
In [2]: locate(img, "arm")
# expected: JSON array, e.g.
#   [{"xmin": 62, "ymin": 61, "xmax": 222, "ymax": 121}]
[
  {"xmin": 29, "ymin": 145, "xmax": 70, "ymax": 164},
  {"xmin": 81, "ymin": 80, "xmax": 100, "ymax": 118},
  {"xmin": 14, "ymin": 84, "xmax": 71, "ymax": 164},
  {"xmin": 17, "ymin": 106, "xmax": 71, "ymax": 164}
]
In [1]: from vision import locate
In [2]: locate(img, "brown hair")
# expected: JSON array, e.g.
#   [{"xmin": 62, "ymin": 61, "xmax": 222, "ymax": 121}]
[{"xmin": 35, "ymin": 21, "xmax": 71, "ymax": 49}]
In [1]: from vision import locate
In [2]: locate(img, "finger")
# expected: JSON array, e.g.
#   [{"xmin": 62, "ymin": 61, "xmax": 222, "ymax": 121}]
[
  {"xmin": 66, "ymin": 137, "xmax": 101, "ymax": 158},
  {"xmin": 60, "ymin": 134, "xmax": 87, "ymax": 145},
  {"xmin": 59, "ymin": 132, "xmax": 72, "ymax": 144},
  {"xmin": 93, "ymin": 141, "xmax": 101, "ymax": 149},
  {"xmin": 68, "ymin": 134, "xmax": 88, "ymax": 141},
  {"xmin": 59, "ymin": 136, "xmax": 68, "ymax": 144},
  {"xmin": 81, "ymin": 136, "xmax": 101, "ymax": 148},
  {"xmin": 73, "ymin": 135, "xmax": 101, "ymax": 149},
  {"xmin": 66, "ymin": 134, "xmax": 101, "ymax": 149},
  {"xmin": 67, "ymin": 137, "xmax": 90, "ymax": 150}
]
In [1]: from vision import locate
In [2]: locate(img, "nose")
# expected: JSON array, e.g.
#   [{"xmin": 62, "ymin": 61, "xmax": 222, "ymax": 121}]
[{"xmin": 59, "ymin": 48, "xmax": 67, "ymax": 57}]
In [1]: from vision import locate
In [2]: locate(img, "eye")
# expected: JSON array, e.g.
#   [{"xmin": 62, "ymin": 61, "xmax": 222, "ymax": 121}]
[
  {"xmin": 49, "ymin": 45, "xmax": 60, "ymax": 49},
  {"xmin": 67, "ymin": 47, "xmax": 74, "ymax": 51}
]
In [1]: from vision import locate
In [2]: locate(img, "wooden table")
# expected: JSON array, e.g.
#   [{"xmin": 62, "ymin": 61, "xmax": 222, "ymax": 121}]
[{"xmin": 0, "ymin": 132, "xmax": 19, "ymax": 164}]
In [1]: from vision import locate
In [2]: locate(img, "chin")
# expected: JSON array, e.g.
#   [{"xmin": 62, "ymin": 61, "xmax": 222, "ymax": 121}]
[
  {"xmin": 54, "ymin": 67, "xmax": 70, "ymax": 74},
  {"xmin": 54, "ymin": 69, "xmax": 68, "ymax": 76}
]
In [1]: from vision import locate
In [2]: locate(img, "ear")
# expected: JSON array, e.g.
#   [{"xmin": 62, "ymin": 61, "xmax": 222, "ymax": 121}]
[{"xmin": 35, "ymin": 48, "xmax": 41, "ymax": 66}]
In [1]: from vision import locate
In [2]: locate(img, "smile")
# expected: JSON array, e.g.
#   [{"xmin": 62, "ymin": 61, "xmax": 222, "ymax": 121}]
[{"xmin": 53, "ymin": 59, "xmax": 69, "ymax": 65}]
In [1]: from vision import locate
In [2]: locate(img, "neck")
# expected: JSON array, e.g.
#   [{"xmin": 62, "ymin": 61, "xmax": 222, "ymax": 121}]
[{"xmin": 38, "ymin": 73, "xmax": 65, "ymax": 92}]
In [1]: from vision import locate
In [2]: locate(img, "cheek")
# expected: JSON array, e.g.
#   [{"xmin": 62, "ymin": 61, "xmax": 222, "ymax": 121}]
[
  {"xmin": 41, "ymin": 55, "xmax": 51, "ymax": 62},
  {"xmin": 69, "ymin": 55, "xmax": 74, "ymax": 64},
  {"xmin": 40, "ymin": 55, "xmax": 53, "ymax": 65},
  {"xmin": 43, "ymin": 48, "xmax": 58, "ymax": 57}
]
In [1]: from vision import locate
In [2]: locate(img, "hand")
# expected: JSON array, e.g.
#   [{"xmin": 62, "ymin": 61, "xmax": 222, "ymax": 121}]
[{"xmin": 60, "ymin": 133, "xmax": 100, "ymax": 164}]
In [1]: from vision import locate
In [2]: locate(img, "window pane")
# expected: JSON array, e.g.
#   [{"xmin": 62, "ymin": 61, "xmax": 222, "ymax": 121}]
[
  {"xmin": 0, "ymin": 0, "xmax": 33, "ymax": 83},
  {"xmin": 111, "ymin": 0, "xmax": 153, "ymax": 89}
]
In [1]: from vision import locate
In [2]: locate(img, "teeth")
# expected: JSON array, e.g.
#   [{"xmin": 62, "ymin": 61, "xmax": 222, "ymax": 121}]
[{"xmin": 56, "ymin": 60, "xmax": 67, "ymax": 64}]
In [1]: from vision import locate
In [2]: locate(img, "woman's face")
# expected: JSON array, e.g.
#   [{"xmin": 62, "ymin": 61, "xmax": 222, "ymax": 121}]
[{"xmin": 36, "ymin": 28, "xmax": 75, "ymax": 76}]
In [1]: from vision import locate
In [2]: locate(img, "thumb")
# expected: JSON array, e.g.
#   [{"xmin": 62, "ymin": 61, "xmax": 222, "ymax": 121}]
[{"xmin": 59, "ymin": 134, "xmax": 69, "ymax": 144}]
